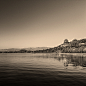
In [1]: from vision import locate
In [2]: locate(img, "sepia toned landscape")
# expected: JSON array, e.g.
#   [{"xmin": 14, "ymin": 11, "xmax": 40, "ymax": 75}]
[
  {"xmin": 0, "ymin": 0, "xmax": 86, "ymax": 86},
  {"xmin": 1, "ymin": 38, "xmax": 86, "ymax": 53}
]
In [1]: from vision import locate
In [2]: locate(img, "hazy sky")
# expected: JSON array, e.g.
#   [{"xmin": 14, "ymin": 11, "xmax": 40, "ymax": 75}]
[{"xmin": 0, "ymin": 0, "xmax": 86, "ymax": 49}]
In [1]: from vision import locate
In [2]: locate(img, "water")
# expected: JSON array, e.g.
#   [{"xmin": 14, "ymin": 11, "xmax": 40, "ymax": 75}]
[{"xmin": 0, "ymin": 53, "xmax": 86, "ymax": 86}]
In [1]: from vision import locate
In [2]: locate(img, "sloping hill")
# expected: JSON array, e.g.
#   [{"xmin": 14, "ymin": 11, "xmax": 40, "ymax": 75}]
[
  {"xmin": 1, "ymin": 38, "xmax": 86, "ymax": 53},
  {"xmin": 34, "ymin": 38, "xmax": 86, "ymax": 53}
]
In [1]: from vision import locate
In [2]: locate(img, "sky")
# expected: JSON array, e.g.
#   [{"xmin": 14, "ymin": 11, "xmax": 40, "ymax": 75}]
[{"xmin": 0, "ymin": 0, "xmax": 86, "ymax": 49}]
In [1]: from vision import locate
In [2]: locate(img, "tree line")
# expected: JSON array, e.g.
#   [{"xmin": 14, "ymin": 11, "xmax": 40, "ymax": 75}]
[{"xmin": 1, "ymin": 38, "xmax": 86, "ymax": 53}]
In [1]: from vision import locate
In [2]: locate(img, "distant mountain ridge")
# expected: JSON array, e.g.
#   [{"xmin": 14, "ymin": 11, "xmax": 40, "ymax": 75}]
[
  {"xmin": 0, "ymin": 47, "xmax": 50, "ymax": 53},
  {"xmin": 1, "ymin": 38, "xmax": 86, "ymax": 53},
  {"xmin": 22, "ymin": 47, "xmax": 50, "ymax": 51}
]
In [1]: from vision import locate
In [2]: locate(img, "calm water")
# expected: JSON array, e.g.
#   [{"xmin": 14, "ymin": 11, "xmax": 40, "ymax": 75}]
[{"xmin": 0, "ymin": 53, "xmax": 86, "ymax": 86}]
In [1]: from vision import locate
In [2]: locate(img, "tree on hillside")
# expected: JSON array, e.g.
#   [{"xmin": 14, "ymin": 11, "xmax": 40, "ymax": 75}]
[
  {"xmin": 79, "ymin": 39, "xmax": 86, "ymax": 43},
  {"xmin": 19, "ymin": 49, "xmax": 27, "ymax": 53},
  {"xmin": 70, "ymin": 39, "xmax": 79, "ymax": 48},
  {"xmin": 72, "ymin": 39, "xmax": 77, "ymax": 42}
]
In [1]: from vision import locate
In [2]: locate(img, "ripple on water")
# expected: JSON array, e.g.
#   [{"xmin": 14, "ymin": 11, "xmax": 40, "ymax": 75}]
[{"xmin": 0, "ymin": 53, "xmax": 86, "ymax": 86}]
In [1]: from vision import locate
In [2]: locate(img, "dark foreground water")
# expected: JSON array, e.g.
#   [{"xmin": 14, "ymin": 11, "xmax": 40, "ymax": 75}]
[{"xmin": 0, "ymin": 53, "xmax": 86, "ymax": 86}]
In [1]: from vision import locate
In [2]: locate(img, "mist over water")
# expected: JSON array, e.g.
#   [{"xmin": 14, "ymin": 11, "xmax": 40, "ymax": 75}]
[{"xmin": 0, "ymin": 53, "xmax": 86, "ymax": 86}]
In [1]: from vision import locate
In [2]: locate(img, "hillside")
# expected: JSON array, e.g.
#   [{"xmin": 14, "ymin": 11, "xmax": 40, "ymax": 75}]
[
  {"xmin": 34, "ymin": 38, "xmax": 86, "ymax": 53},
  {"xmin": 1, "ymin": 38, "xmax": 86, "ymax": 53}
]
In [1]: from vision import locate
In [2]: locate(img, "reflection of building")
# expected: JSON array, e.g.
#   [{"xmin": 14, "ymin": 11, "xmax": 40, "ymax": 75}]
[
  {"xmin": 56, "ymin": 54, "xmax": 86, "ymax": 67},
  {"xmin": 70, "ymin": 56, "xmax": 86, "ymax": 67}
]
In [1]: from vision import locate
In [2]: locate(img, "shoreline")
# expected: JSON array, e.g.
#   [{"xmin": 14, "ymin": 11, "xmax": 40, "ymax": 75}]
[{"xmin": 58, "ymin": 53, "xmax": 86, "ymax": 56}]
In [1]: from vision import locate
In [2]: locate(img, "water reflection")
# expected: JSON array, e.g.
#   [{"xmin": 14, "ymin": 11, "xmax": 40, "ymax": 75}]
[
  {"xmin": 55, "ymin": 54, "xmax": 86, "ymax": 69},
  {"xmin": 0, "ymin": 53, "xmax": 86, "ymax": 86}
]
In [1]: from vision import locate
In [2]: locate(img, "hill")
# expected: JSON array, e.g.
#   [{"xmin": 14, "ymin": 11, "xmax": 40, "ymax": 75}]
[
  {"xmin": 1, "ymin": 38, "xmax": 86, "ymax": 53},
  {"xmin": 33, "ymin": 38, "xmax": 86, "ymax": 53}
]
